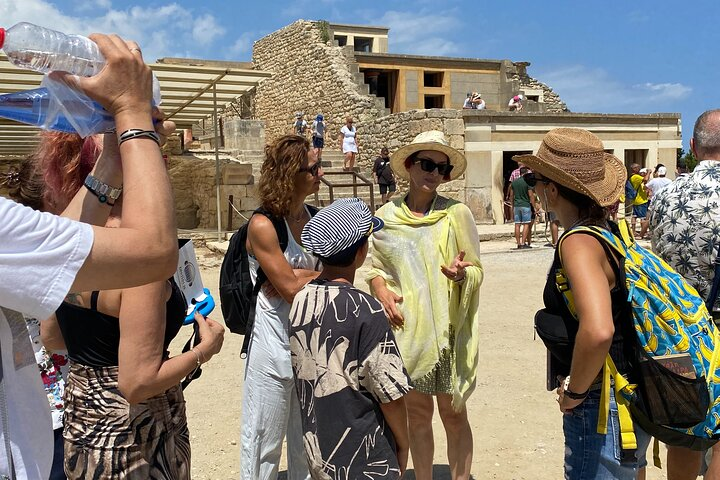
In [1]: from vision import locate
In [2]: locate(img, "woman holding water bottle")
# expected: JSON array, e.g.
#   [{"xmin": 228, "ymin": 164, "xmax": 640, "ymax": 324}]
[{"xmin": 0, "ymin": 27, "xmax": 188, "ymax": 480}]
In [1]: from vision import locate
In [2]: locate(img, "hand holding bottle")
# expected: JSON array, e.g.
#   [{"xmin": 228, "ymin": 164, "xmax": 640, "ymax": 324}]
[{"xmin": 53, "ymin": 34, "xmax": 154, "ymax": 122}]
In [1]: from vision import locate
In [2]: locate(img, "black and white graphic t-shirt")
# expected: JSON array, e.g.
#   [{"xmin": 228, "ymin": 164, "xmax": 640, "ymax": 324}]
[{"xmin": 289, "ymin": 279, "xmax": 411, "ymax": 480}]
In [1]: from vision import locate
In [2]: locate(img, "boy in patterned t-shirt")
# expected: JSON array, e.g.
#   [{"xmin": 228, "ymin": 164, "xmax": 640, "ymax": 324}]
[{"xmin": 289, "ymin": 198, "xmax": 411, "ymax": 480}]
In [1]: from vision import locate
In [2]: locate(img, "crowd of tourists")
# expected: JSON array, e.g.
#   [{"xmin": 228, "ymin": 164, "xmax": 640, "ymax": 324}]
[{"xmin": 4, "ymin": 31, "xmax": 720, "ymax": 480}]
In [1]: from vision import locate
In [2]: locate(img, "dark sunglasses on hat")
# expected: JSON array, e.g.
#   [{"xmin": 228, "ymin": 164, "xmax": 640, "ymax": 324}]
[
  {"xmin": 298, "ymin": 162, "xmax": 322, "ymax": 176},
  {"xmin": 413, "ymin": 157, "xmax": 454, "ymax": 176}
]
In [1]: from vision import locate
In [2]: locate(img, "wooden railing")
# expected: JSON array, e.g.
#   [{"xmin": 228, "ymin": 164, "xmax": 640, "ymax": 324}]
[{"xmin": 313, "ymin": 170, "xmax": 376, "ymax": 212}]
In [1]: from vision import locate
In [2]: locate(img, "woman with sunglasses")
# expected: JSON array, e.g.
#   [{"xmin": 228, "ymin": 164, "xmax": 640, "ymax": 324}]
[
  {"xmin": 368, "ymin": 131, "xmax": 483, "ymax": 480},
  {"xmin": 241, "ymin": 135, "xmax": 324, "ymax": 480},
  {"xmin": 518, "ymin": 128, "xmax": 650, "ymax": 479}
]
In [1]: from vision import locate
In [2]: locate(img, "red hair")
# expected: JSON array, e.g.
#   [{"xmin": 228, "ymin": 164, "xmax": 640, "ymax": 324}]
[{"xmin": 36, "ymin": 132, "xmax": 101, "ymax": 212}]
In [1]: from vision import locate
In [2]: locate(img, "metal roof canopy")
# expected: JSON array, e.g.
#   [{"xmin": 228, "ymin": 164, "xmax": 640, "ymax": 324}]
[{"xmin": 0, "ymin": 55, "xmax": 271, "ymax": 155}]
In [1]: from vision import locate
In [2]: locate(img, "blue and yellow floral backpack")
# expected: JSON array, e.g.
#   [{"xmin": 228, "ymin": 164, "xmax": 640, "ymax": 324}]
[{"xmin": 556, "ymin": 220, "xmax": 720, "ymax": 462}]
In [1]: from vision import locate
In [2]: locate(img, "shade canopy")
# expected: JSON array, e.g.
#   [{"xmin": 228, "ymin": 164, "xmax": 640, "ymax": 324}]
[{"xmin": 0, "ymin": 55, "xmax": 271, "ymax": 156}]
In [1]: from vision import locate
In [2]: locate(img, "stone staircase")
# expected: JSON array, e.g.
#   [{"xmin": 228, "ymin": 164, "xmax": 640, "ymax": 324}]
[{"xmin": 341, "ymin": 46, "xmax": 391, "ymax": 117}]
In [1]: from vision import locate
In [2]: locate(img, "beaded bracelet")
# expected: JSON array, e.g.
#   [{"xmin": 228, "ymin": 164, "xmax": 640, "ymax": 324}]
[{"xmin": 118, "ymin": 129, "xmax": 160, "ymax": 147}]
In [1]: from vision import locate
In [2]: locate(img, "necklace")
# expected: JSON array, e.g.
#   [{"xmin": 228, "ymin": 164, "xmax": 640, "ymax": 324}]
[{"xmin": 287, "ymin": 211, "xmax": 307, "ymax": 223}]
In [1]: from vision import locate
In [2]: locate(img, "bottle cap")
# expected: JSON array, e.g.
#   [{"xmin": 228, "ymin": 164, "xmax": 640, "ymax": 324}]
[{"xmin": 0, "ymin": 28, "xmax": 5, "ymax": 49}]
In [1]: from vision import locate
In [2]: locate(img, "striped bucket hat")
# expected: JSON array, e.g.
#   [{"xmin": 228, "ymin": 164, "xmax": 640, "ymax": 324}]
[{"xmin": 301, "ymin": 198, "xmax": 384, "ymax": 260}]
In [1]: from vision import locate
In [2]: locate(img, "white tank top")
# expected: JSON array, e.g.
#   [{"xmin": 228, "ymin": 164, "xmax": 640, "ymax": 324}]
[{"xmin": 249, "ymin": 207, "xmax": 319, "ymax": 315}]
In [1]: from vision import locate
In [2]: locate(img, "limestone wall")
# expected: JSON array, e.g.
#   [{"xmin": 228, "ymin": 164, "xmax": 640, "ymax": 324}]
[
  {"xmin": 511, "ymin": 62, "xmax": 568, "ymax": 113},
  {"xmin": 360, "ymin": 109, "xmax": 466, "ymax": 201},
  {"xmin": 168, "ymin": 154, "xmax": 256, "ymax": 230},
  {"xmin": 252, "ymin": 20, "xmax": 388, "ymax": 149}
]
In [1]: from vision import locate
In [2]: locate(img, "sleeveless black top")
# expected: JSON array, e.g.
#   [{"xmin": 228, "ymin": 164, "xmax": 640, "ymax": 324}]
[
  {"xmin": 56, "ymin": 279, "xmax": 186, "ymax": 367},
  {"xmin": 542, "ymin": 226, "xmax": 633, "ymax": 377}
]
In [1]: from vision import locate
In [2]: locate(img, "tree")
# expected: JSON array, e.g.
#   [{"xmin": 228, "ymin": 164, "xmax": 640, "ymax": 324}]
[{"xmin": 679, "ymin": 149, "xmax": 697, "ymax": 172}]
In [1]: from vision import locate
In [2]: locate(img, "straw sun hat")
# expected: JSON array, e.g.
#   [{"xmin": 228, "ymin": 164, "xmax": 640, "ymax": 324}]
[
  {"xmin": 513, "ymin": 128, "xmax": 626, "ymax": 207},
  {"xmin": 390, "ymin": 130, "xmax": 467, "ymax": 181}
]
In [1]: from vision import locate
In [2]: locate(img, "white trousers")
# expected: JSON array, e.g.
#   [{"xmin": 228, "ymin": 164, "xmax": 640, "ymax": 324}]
[{"xmin": 240, "ymin": 305, "xmax": 309, "ymax": 480}]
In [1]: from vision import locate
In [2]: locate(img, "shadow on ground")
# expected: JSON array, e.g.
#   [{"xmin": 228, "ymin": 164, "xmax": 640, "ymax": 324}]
[{"xmin": 279, "ymin": 465, "xmax": 457, "ymax": 479}]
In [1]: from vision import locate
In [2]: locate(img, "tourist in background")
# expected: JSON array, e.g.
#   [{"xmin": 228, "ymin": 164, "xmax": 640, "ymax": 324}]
[
  {"xmin": 519, "ymin": 128, "xmax": 650, "ymax": 479},
  {"xmin": 339, "ymin": 116, "xmax": 359, "ymax": 171},
  {"xmin": 240, "ymin": 135, "xmax": 324, "ymax": 480},
  {"xmin": 649, "ymin": 109, "xmax": 720, "ymax": 480},
  {"xmin": 629, "ymin": 164, "xmax": 651, "ymax": 238},
  {"xmin": 373, "ymin": 146, "xmax": 396, "ymax": 203},
  {"xmin": 368, "ymin": 131, "xmax": 483, "ymax": 480},
  {"xmin": 462, "ymin": 92, "xmax": 484, "ymax": 110},
  {"xmin": 462, "ymin": 92, "xmax": 474, "ymax": 109},
  {"xmin": 509, "ymin": 167, "xmax": 536, "ymax": 249},
  {"xmin": 471, "ymin": 92, "xmax": 485, "ymax": 110},
  {"xmin": 508, "ymin": 94, "xmax": 524, "ymax": 111},
  {"xmin": 646, "ymin": 165, "xmax": 672, "ymax": 198},
  {"xmin": 292, "ymin": 112, "xmax": 309, "ymax": 137},
  {"xmin": 311, "ymin": 113, "xmax": 326, "ymax": 162}
]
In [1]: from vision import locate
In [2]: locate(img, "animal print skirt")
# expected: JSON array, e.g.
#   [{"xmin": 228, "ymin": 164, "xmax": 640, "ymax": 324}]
[{"xmin": 63, "ymin": 363, "xmax": 191, "ymax": 479}]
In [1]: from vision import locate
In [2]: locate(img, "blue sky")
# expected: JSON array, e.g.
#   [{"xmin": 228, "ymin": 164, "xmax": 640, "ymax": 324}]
[{"xmin": 2, "ymin": 0, "xmax": 714, "ymax": 149}]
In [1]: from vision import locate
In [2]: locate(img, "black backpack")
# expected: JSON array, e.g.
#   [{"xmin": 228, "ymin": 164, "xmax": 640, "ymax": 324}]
[{"xmin": 219, "ymin": 205, "xmax": 318, "ymax": 355}]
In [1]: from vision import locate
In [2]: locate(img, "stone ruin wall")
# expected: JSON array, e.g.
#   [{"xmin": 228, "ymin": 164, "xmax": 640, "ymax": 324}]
[
  {"xmin": 250, "ymin": 20, "xmax": 466, "ymax": 201},
  {"xmin": 360, "ymin": 109, "xmax": 467, "ymax": 201},
  {"xmin": 252, "ymin": 20, "xmax": 388, "ymax": 152},
  {"xmin": 163, "ymin": 136, "xmax": 257, "ymax": 231},
  {"xmin": 511, "ymin": 62, "xmax": 568, "ymax": 113}
]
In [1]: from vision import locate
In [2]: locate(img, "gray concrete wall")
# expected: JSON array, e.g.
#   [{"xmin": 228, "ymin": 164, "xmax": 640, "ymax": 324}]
[
  {"xmin": 405, "ymin": 70, "xmax": 419, "ymax": 109},
  {"xmin": 450, "ymin": 72, "xmax": 502, "ymax": 109}
]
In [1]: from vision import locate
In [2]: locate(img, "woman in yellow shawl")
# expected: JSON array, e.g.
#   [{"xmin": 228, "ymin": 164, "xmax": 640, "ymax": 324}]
[{"xmin": 367, "ymin": 131, "xmax": 483, "ymax": 480}]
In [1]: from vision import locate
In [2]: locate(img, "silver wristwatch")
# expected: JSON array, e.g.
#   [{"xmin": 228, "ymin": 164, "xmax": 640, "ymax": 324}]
[{"xmin": 84, "ymin": 174, "xmax": 123, "ymax": 204}]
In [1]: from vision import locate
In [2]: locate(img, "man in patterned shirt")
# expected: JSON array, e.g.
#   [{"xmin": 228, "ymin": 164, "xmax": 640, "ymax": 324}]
[
  {"xmin": 649, "ymin": 108, "xmax": 720, "ymax": 480},
  {"xmin": 289, "ymin": 198, "xmax": 411, "ymax": 480}
]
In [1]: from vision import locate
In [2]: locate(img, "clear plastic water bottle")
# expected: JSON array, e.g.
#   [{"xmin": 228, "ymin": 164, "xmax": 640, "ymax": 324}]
[
  {"xmin": 0, "ymin": 22, "xmax": 104, "ymax": 76},
  {"xmin": 0, "ymin": 84, "xmax": 114, "ymax": 136},
  {"xmin": 0, "ymin": 22, "xmax": 162, "ymax": 136}
]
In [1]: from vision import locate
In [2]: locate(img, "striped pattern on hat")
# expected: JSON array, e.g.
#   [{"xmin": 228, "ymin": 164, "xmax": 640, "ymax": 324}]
[{"xmin": 301, "ymin": 198, "xmax": 384, "ymax": 258}]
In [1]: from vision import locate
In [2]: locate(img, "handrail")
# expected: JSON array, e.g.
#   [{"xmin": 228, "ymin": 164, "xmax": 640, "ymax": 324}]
[
  {"xmin": 313, "ymin": 171, "xmax": 376, "ymax": 212},
  {"xmin": 227, "ymin": 194, "xmax": 250, "ymax": 231}
]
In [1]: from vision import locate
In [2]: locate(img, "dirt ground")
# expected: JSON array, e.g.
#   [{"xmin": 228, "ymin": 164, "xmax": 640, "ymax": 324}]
[{"xmin": 175, "ymin": 239, "xmax": 668, "ymax": 479}]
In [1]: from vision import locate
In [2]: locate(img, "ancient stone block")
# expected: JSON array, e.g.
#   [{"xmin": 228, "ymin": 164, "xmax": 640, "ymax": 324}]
[
  {"xmin": 445, "ymin": 119, "xmax": 465, "ymax": 136},
  {"xmin": 240, "ymin": 196, "xmax": 260, "ymax": 211},
  {"xmin": 449, "ymin": 134, "xmax": 465, "ymax": 150},
  {"xmin": 429, "ymin": 109, "xmax": 459, "ymax": 119},
  {"xmin": 176, "ymin": 206, "xmax": 199, "ymax": 230},
  {"xmin": 162, "ymin": 134, "xmax": 183, "ymax": 155}
]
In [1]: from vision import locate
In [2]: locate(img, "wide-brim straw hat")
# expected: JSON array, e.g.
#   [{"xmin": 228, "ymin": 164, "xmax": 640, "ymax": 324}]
[
  {"xmin": 513, "ymin": 128, "xmax": 626, "ymax": 207},
  {"xmin": 390, "ymin": 130, "xmax": 467, "ymax": 181}
]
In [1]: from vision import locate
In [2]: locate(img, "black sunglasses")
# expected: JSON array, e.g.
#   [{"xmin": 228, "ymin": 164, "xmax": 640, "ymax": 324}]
[
  {"xmin": 299, "ymin": 162, "xmax": 322, "ymax": 176},
  {"xmin": 527, "ymin": 172, "xmax": 551, "ymax": 185},
  {"xmin": 413, "ymin": 158, "xmax": 454, "ymax": 176}
]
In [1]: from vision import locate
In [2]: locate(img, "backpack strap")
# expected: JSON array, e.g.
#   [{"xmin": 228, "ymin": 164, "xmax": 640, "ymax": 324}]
[
  {"xmin": 554, "ymin": 225, "xmax": 625, "ymax": 318},
  {"xmin": 601, "ymin": 355, "xmax": 638, "ymax": 454}
]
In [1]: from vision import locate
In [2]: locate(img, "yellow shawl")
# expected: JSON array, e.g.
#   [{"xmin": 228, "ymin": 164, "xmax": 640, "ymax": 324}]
[{"xmin": 367, "ymin": 196, "xmax": 483, "ymax": 410}]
